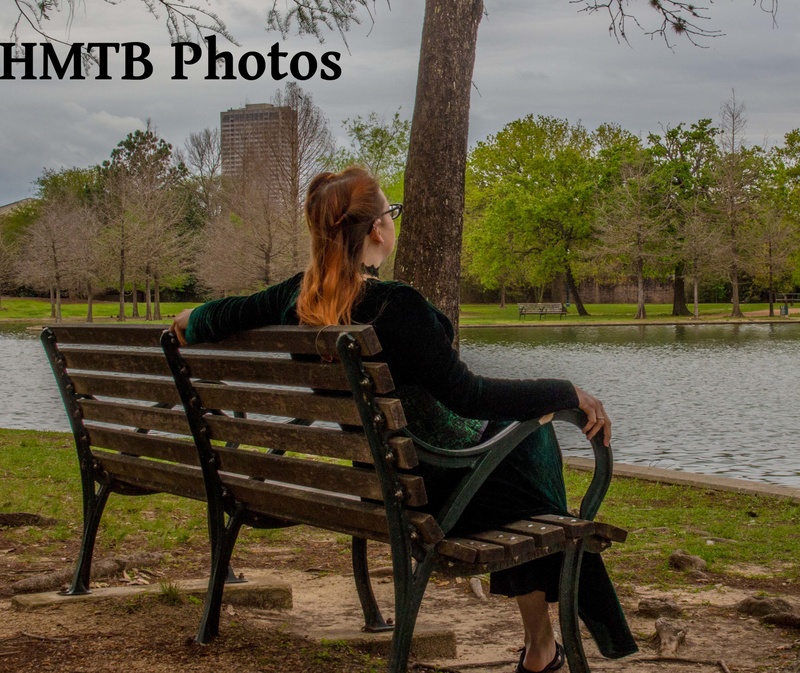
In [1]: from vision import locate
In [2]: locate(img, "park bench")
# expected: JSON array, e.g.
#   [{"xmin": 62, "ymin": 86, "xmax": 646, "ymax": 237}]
[
  {"xmin": 42, "ymin": 323, "xmax": 626, "ymax": 673},
  {"xmin": 518, "ymin": 302, "xmax": 568, "ymax": 319}
]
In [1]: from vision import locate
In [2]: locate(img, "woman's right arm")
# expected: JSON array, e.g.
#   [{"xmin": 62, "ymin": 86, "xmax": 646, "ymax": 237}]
[{"xmin": 377, "ymin": 284, "xmax": 611, "ymax": 446}]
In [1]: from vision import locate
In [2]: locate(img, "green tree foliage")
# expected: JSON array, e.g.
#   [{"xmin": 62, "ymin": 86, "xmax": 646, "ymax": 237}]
[
  {"xmin": 331, "ymin": 110, "xmax": 410, "ymax": 198},
  {"xmin": 464, "ymin": 115, "xmax": 603, "ymax": 315},
  {"xmin": 647, "ymin": 118, "xmax": 719, "ymax": 315}
]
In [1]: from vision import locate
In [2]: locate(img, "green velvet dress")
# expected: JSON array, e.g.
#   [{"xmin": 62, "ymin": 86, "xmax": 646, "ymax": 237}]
[{"xmin": 185, "ymin": 273, "xmax": 638, "ymax": 659}]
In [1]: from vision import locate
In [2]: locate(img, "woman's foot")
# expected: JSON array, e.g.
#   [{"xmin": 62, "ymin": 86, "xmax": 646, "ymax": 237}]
[{"xmin": 516, "ymin": 642, "xmax": 565, "ymax": 673}]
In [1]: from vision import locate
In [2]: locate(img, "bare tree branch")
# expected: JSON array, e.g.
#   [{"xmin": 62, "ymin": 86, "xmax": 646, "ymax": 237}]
[{"xmin": 572, "ymin": 0, "xmax": 778, "ymax": 48}]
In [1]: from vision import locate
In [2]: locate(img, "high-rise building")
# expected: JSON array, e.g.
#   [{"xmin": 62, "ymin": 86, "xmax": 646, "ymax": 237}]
[{"xmin": 220, "ymin": 103, "xmax": 297, "ymax": 179}]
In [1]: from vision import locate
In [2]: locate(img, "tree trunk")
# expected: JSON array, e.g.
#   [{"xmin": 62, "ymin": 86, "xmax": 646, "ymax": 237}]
[
  {"xmin": 50, "ymin": 286, "xmax": 56, "ymax": 318},
  {"xmin": 118, "ymin": 251, "xmax": 126, "ymax": 322},
  {"xmin": 768, "ymin": 243, "xmax": 774, "ymax": 318},
  {"xmin": 145, "ymin": 274, "xmax": 152, "ymax": 321},
  {"xmin": 730, "ymin": 263, "xmax": 744, "ymax": 318},
  {"xmin": 54, "ymin": 282, "xmax": 62, "ymax": 323},
  {"xmin": 131, "ymin": 282, "xmax": 140, "ymax": 318},
  {"xmin": 499, "ymin": 282, "xmax": 506, "ymax": 309},
  {"xmin": 154, "ymin": 274, "xmax": 162, "ymax": 321},
  {"xmin": 86, "ymin": 282, "xmax": 93, "ymax": 323},
  {"xmin": 671, "ymin": 262, "xmax": 691, "ymax": 316},
  {"xmin": 692, "ymin": 276, "xmax": 700, "ymax": 320},
  {"xmin": 395, "ymin": 0, "xmax": 484, "ymax": 341},
  {"xmin": 565, "ymin": 265, "xmax": 589, "ymax": 316},
  {"xmin": 635, "ymin": 258, "xmax": 646, "ymax": 320}
]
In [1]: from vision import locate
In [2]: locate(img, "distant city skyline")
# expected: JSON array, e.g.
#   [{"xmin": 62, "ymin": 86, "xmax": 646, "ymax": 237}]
[{"xmin": 1, "ymin": 0, "xmax": 798, "ymax": 205}]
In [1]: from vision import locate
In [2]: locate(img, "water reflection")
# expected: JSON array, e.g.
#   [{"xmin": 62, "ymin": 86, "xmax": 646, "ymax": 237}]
[
  {"xmin": 2, "ymin": 322, "xmax": 800, "ymax": 486},
  {"xmin": 460, "ymin": 324, "xmax": 800, "ymax": 486}
]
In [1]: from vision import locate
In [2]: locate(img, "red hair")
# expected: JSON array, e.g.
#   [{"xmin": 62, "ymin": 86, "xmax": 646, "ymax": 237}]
[{"xmin": 296, "ymin": 167, "xmax": 383, "ymax": 325}]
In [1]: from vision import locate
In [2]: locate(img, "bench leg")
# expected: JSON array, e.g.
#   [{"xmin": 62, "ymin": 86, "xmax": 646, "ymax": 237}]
[
  {"xmin": 60, "ymin": 481, "xmax": 111, "ymax": 596},
  {"xmin": 558, "ymin": 539, "xmax": 590, "ymax": 673},
  {"xmin": 388, "ymin": 556, "xmax": 435, "ymax": 673},
  {"xmin": 352, "ymin": 537, "xmax": 393, "ymax": 632},
  {"xmin": 197, "ymin": 511, "xmax": 244, "ymax": 644}
]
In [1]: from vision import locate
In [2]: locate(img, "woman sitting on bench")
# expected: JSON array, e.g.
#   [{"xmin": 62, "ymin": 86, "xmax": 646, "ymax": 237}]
[{"xmin": 171, "ymin": 166, "xmax": 637, "ymax": 673}]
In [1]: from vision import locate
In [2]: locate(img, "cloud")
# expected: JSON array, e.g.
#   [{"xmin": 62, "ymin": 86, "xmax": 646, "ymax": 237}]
[{"xmin": 1, "ymin": 0, "xmax": 798, "ymax": 204}]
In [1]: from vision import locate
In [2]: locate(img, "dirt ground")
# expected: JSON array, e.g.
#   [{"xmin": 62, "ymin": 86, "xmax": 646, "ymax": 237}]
[{"xmin": 1, "ymin": 528, "xmax": 799, "ymax": 673}]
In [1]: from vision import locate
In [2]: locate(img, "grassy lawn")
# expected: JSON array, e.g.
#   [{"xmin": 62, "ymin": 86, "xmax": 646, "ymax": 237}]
[
  {"xmin": 2, "ymin": 296, "xmax": 792, "ymax": 325},
  {"xmin": 0, "ymin": 297, "xmax": 202, "ymax": 323},
  {"xmin": 2, "ymin": 428, "xmax": 797, "ymax": 590},
  {"xmin": 459, "ymin": 302, "xmax": 787, "ymax": 325}
]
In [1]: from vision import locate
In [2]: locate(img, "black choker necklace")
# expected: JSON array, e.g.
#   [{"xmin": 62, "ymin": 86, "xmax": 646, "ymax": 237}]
[{"xmin": 361, "ymin": 264, "xmax": 380, "ymax": 278}]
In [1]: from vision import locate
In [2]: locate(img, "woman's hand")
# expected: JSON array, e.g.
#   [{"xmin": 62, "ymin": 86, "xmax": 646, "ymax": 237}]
[
  {"xmin": 170, "ymin": 308, "xmax": 193, "ymax": 346},
  {"xmin": 573, "ymin": 385, "xmax": 611, "ymax": 447}
]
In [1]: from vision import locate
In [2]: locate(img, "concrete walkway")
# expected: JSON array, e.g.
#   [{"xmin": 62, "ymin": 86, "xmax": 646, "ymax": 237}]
[{"xmin": 566, "ymin": 456, "xmax": 800, "ymax": 503}]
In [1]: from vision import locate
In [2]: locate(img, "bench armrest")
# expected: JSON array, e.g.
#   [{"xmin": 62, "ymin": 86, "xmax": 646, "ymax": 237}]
[{"xmin": 404, "ymin": 408, "xmax": 613, "ymax": 533}]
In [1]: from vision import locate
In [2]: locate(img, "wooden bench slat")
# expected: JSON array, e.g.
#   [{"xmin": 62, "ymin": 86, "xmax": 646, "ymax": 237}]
[
  {"xmin": 204, "ymin": 414, "xmax": 374, "ymax": 462},
  {"xmin": 222, "ymin": 474, "xmax": 441, "ymax": 545},
  {"xmin": 61, "ymin": 348, "xmax": 394, "ymax": 394},
  {"xmin": 213, "ymin": 448, "xmax": 427, "ymax": 507},
  {"xmin": 62, "ymin": 348, "xmax": 171, "ymax": 376},
  {"xmin": 79, "ymin": 399, "xmax": 190, "ymax": 435},
  {"xmin": 435, "ymin": 537, "xmax": 505, "ymax": 564},
  {"xmin": 497, "ymin": 520, "xmax": 565, "ymax": 547},
  {"xmin": 94, "ymin": 452, "xmax": 206, "ymax": 501},
  {"xmin": 185, "ymin": 325, "xmax": 383, "ymax": 357},
  {"xmin": 185, "ymin": 354, "xmax": 394, "ymax": 394},
  {"xmin": 529, "ymin": 514, "xmax": 595, "ymax": 538},
  {"xmin": 47, "ymin": 324, "xmax": 383, "ymax": 357},
  {"xmin": 87, "ymin": 426, "xmax": 199, "ymax": 465},
  {"xmin": 196, "ymin": 385, "xmax": 406, "ymax": 430},
  {"xmin": 593, "ymin": 521, "xmax": 628, "ymax": 543},
  {"xmin": 47, "ymin": 325, "xmax": 165, "ymax": 347},
  {"xmin": 72, "ymin": 373, "xmax": 181, "ymax": 406},
  {"xmin": 71, "ymin": 373, "xmax": 405, "ymax": 430},
  {"xmin": 466, "ymin": 529, "xmax": 540, "ymax": 560}
]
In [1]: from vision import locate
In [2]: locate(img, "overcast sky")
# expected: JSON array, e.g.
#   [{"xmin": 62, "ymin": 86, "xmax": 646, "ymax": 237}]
[{"xmin": 1, "ymin": 0, "xmax": 798, "ymax": 205}]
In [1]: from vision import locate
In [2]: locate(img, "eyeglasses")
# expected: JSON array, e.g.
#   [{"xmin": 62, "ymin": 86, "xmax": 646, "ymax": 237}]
[{"xmin": 383, "ymin": 203, "xmax": 403, "ymax": 220}]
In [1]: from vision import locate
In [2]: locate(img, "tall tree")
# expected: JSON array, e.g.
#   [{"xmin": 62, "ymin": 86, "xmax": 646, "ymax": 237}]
[
  {"xmin": 680, "ymin": 195, "xmax": 726, "ymax": 319},
  {"xmin": 465, "ymin": 115, "xmax": 601, "ymax": 315},
  {"xmin": 181, "ymin": 128, "xmax": 223, "ymax": 222},
  {"xmin": 712, "ymin": 93, "xmax": 759, "ymax": 318},
  {"xmin": 100, "ymin": 123, "xmax": 188, "ymax": 320},
  {"xmin": 0, "ymin": 238, "xmax": 17, "ymax": 309},
  {"xmin": 593, "ymin": 150, "xmax": 671, "ymax": 319},
  {"xmin": 648, "ymin": 119, "xmax": 719, "ymax": 316},
  {"xmin": 270, "ymin": 82, "xmax": 335, "ymax": 272}
]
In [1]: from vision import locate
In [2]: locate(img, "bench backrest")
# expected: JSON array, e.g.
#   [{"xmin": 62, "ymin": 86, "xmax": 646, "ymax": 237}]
[{"xmin": 43, "ymin": 323, "xmax": 442, "ymax": 547}]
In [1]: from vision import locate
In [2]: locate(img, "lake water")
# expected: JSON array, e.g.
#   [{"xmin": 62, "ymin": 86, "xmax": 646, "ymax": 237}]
[{"xmin": 2, "ymin": 322, "xmax": 799, "ymax": 486}]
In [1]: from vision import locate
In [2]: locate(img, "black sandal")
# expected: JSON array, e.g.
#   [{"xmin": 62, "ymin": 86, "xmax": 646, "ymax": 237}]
[{"xmin": 516, "ymin": 642, "xmax": 565, "ymax": 673}]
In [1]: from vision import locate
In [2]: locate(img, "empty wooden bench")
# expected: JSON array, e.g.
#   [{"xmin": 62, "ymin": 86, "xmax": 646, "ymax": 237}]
[
  {"xmin": 42, "ymin": 323, "xmax": 624, "ymax": 673},
  {"xmin": 518, "ymin": 302, "xmax": 568, "ymax": 319}
]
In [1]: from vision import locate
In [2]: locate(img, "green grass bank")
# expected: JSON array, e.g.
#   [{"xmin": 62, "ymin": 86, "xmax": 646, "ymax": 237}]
[{"xmin": 2, "ymin": 296, "xmax": 797, "ymax": 326}]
